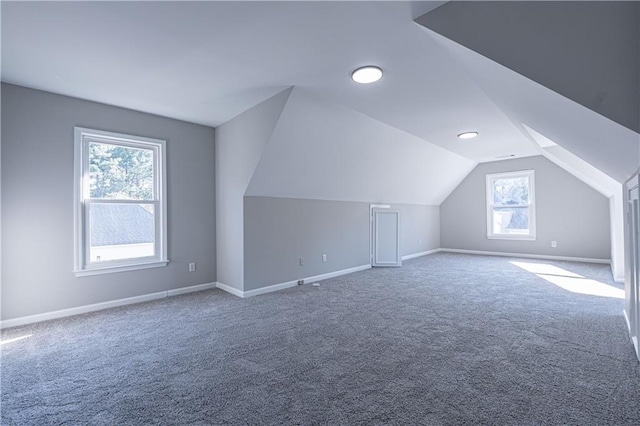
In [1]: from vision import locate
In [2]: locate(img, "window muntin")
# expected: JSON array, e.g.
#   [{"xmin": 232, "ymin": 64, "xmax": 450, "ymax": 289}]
[
  {"xmin": 74, "ymin": 128, "xmax": 167, "ymax": 276},
  {"xmin": 486, "ymin": 170, "xmax": 535, "ymax": 240}
]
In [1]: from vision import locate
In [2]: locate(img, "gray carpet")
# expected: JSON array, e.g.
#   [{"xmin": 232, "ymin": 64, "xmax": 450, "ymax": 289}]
[{"xmin": 2, "ymin": 253, "xmax": 639, "ymax": 425}]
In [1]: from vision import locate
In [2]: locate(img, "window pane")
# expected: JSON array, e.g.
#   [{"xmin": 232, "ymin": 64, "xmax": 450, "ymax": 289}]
[
  {"xmin": 89, "ymin": 203, "xmax": 155, "ymax": 262},
  {"xmin": 89, "ymin": 142, "xmax": 154, "ymax": 200},
  {"xmin": 492, "ymin": 206, "xmax": 529, "ymax": 234},
  {"xmin": 492, "ymin": 177, "xmax": 529, "ymax": 205}
]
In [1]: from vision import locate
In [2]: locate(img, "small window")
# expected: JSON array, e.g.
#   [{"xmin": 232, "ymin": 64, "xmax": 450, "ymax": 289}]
[
  {"xmin": 486, "ymin": 170, "xmax": 536, "ymax": 240},
  {"xmin": 74, "ymin": 127, "xmax": 168, "ymax": 276}
]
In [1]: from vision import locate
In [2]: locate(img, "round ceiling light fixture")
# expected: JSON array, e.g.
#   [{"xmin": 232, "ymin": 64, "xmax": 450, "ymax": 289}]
[
  {"xmin": 351, "ymin": 66, "xmax": 383, "ymax": 84},
  {"xmin": 458, "ymin": 131, "xmax": 479, "ymax": 139}
]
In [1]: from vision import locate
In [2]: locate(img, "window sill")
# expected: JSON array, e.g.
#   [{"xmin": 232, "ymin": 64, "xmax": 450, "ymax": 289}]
[
  {"xmin": 487, "ymin": 235, "xmax": 536, "ymax": 241},
  {"xmin": 74, "ymin": 260, "xmax": 169, "ymax": 277}
]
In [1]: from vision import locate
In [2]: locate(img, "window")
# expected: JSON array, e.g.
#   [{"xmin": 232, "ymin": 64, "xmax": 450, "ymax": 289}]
[
  {"xmin": 74, "ymin": 127, "xmax": 167, "ymax": 276},
  {"xmin": 486, "ymin": 170, "xmax": 535, "ymax": 240}
]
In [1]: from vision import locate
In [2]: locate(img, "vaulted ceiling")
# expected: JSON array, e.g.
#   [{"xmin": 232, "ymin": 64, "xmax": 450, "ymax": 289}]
[
  {"xmin": 416, "ymin": 1, "xmax": 639, "ymax": 134},
  {"xmin": 245, "ymin": 87, "xmax": 475, "ymax": 205},
  {"xmin": 416, "ymin": 0, "xmax": 640, "ymax": 183},
  {"xmin": 2, "ymin": 1, "xmax": 638, "ymax": 189}
]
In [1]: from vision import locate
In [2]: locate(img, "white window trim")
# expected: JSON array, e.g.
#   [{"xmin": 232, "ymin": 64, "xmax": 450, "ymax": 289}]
[
  {"xmin": 486, "ymin": 169, "xmax": 536, "ymax": 241},
  {"xmin": 73, "ymin": 127, "xmax": 168, "ymax": 277}
]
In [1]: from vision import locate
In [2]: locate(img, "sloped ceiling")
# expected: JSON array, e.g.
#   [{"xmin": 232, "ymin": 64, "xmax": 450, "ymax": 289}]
[
  {"xmin": 422, "ymin": 28, "xmax": 639, "ymax": 183},
  {"xmin": 521, "ymin": 123, "xmax": 618, "ymax": 198},
  {"xmin": 246, "ymin": 88, "xmax": 475, "ymax": 205},
  {"xmin": 416, "ymin": 1, "xmax": 640, "ymax": 184},
  {"xmin": 416, "ymin": 1, "xmax": 640, "ymax": 133},
  {"xmin": 216, "ymin": 87, "xmax": 293, "ymax": 197},
  {"xmin": 1, "ymin": 1, "xmax": 539, "ymax": 163},
  {"xmin": 2, "ymin": 1, "xmax": 638, "ymax": 196}
]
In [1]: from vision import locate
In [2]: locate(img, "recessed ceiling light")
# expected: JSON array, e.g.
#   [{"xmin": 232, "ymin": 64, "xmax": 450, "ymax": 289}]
[
  {"xmin": 458, "ymin": 131, "xmax": 478, "ymax": 139},
  {"xmin": 351, "ymin": 66, "xmax": 383, "ymax": 84}
]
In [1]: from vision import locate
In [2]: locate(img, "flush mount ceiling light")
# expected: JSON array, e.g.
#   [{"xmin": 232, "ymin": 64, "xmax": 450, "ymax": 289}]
[
  {"xmin": 458, "ymin": 131, "xmax": 479, "ymax": 139},
  {"xmin": 351, "ymin": 66, "xmax": 383, "ymax": 84}
]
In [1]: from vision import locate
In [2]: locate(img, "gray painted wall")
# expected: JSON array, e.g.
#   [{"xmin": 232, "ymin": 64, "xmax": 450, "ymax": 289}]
[
  {"xmin": 243, "ymin": 197, "xmax": 369, "ymax": 291},
  {"xmin": 441, "ymin": 156, "xmax": 610, "ymax": 260},
  {"xmin": 215, "ymin": 88, "xmax": 292, "ymax": 291},
  {"xmin": 243, "ymin": 196, "xmax": 440, "ymax": 291},
  {"xmin": 1, "ymin": 84, "xmax": 216, "ymax": 320},
  {"xmin": 397, "ymin": 203, "xmax": 440, "ymax": 257}
]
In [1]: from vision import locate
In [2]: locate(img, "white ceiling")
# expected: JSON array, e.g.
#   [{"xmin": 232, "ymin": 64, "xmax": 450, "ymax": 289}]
[{"xmin": 1, "ymin": 1, "xmax": 541, "ymax": 163}]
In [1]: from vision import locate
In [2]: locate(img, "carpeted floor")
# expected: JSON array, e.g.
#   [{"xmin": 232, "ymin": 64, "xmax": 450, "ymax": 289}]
[{"xmin": 2, "ymin": 253, "xmax": 639, "ymax": 425}]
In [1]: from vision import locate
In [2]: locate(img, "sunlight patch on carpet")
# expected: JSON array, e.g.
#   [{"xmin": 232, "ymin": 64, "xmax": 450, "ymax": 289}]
[
  {"xmin": 0, "ymin": 334, "xmax": 33, "ymax": 345},
  {"xmin": 511, "ymin": 261, "xmax": 624, "ymax": 299}
]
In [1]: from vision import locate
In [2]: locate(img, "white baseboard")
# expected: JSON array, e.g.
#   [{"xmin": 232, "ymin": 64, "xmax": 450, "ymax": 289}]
[
  {"xmin": 243, "ymin": 280, "xmax": 299, "ymax": 298},
  {"xmin": 217, "ymin": 264, "xmax": 372, "ymax": 298},
  {"xmin": 215, "ymin": 282, "xmax": 244, "ymax": 298},
  {"xmin": 301, "ymin": 264, "xmax": 372, "ymax": 287},
  {"xmin": 440, "ymin": 248, "xmax": 610, "ymax": 265},
  {"xmin": 166, "ymin": 282, "xmax": 217, "ymax": 297},
  {"xmin": 1, "ymin": 282, "xmax": 217, "ymax": 329},
  {"xmin": 611, "ymin": 263, "xmax": 625, "ymax": 283},
  {"xmin": 402, "ymin": 248, "xmax": 442, "ymax": 261}
]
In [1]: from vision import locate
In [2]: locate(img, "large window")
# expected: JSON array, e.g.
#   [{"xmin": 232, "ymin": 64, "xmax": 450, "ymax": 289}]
[
  {"xmin": 486, "ymin": 170, "xmax": 535, "ymax": 240},
  {"xmin": 74, "ymin": 127, "xmax": 167, "ymax": 276}
]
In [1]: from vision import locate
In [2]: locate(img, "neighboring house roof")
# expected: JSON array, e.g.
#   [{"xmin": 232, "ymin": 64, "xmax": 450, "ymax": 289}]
[{"xmin": 90, "ymin": 204, "xmax": 154, "ymax": 246}]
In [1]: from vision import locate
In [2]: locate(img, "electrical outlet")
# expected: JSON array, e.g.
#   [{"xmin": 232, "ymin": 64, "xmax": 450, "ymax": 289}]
[
  {"xmin": 299, "ymin": 258, "xmax": 304, "ymax": 266},
  {"xmin": 322, "ymin": 254, "xmax": 327, "ymax": 262},
  {"xmin": 419, "ymin": 239, "xmax": 422, "ymax": 245},
  {"xmin": 551, "ymin": 241, "xmax": 557, "ymax": 248},
  {"xmin": 188, "ymin": 262, "xmax": 196, "ymax": 272}
]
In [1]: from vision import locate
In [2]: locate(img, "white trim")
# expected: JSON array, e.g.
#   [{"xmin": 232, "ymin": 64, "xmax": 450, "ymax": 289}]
[
  {"xmin": 373, "ymin": 209, "xmax": 402, "ymax": 267},
  {"xmin": 612, "ymin": 268, "xmax": 625, "ymax": 284},
  {"xmin": 624, "ymin": 309, "xmax": 631, "ymax": 332},
  {"xmin": 73, "ymin": 127, "xmax": 168, "ymax": 276},
  {"xmin": 626, "ymin": 173, "xmax": 639, "ymax": 191},
  {"xmin": 369, "ymin": 204, "xmax": 391, "ymax": 265},
  {"xmin": 0, "ymin": 282, "xmax": 216, "ymax": 329},
  {"xmin": 166, "ymin": 282, "xmax": 217, "ymax": 297},
  {"xmin": 215, "ymin": 282, "xmax": 245, "ymax": 298},
  {"xmin": 486, "ymin": 169, "xmax": 536, "ymax": 241},
  {"xmin": 487, "ymin": 235, "xmax": 536, "ymax": 241},
  {"xmin": 216, "ymin": 264, "xmax": 372, "ymax": 298},
  {"xmin": 243, "ymin": 280, "xmax": 299, "ymax": 298},
  {"xmin": 74, "ymin": 260, "xmax": 169, "ymax": 277},
  {"xmin": 304, "ymin": 264, "xmax": 371, "ymax": 285},
  {"xmin": 440, "ymin": 248, "xmax": 610, "ymax": 264},
  {"xmin": 1, "ymin": 291, "xmax": 164, "ymax": 329},
  {"xmin": 402, "ymin": 248, "xmax": 442, "ymax": 261}
]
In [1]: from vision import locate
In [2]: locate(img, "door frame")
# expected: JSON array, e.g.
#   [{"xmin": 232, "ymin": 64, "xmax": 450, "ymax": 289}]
[
  {"xmin": 626, "ymin": 174, "xmax": 640, "ymax": 361},
  {"xmin": 370, "ymin": 204, "xmax": 402, "ymax": 267}
]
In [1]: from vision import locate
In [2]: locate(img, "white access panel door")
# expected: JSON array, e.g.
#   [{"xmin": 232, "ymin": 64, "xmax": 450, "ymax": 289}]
[{"xmin": 372, "ymin": 209, "xmax": 401, "ymax": 267}]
